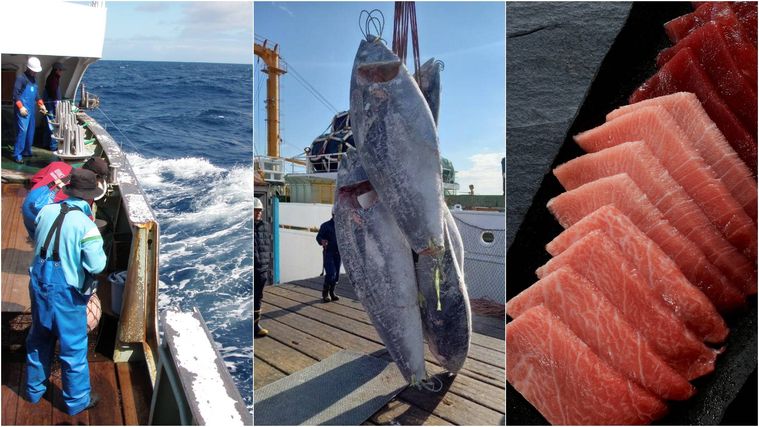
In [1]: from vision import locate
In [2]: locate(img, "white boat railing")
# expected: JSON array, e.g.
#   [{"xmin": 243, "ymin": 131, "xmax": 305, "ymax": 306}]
[{"xmin": 255, "ymin": 155, "xmax": 286, "ymax": 183}]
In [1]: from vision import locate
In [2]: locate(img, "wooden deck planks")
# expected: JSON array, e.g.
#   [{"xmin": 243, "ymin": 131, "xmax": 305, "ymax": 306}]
[
  {"xmin": 116, "ymin": 362, "xmax": 152, "ymax": 426},
  {"xmin": 1, "ymin": 360, "xmax": 22, "ymax": 425},
  {"xmin": 89, "ymin": 362, "xmax": 124, "ymax": 425},
  {"xmin": 255, "ymin": 279, "xmax": 505, "ymax": 426},
  {"xmin": 2, "ymin": 184, "xmax": 33, "ymax": 313}
]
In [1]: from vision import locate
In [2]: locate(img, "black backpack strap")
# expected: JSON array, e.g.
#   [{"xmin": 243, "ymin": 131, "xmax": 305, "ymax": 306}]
[{"xmin": 39, "ymin": 204, "xmax": 82, "ymax": 261}]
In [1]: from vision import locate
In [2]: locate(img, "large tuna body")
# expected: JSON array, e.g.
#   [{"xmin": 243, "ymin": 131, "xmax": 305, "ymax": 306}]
[
  {"xmin": 415, "ymin": 215, "xmax": 472, "ymax": 374},
  {"xmin": 349, "ymin": 36, "xmax": 446, "ymax": 254},
  {"xmin": 333, "ymin": 148, "xmax": 428, "ymax": 385}
]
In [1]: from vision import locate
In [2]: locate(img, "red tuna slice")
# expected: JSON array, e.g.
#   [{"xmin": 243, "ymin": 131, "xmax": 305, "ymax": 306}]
[
  {"xmin": 608, "ymin": 93, "xmax": 757, "ymax": 221},
  {"xmin": 663, "ymin": 6, "xmax": 757, "ymax": 88},
  {"xmin": 630, "ymin": 48, "xmax": 757, "ymax": 174},
  {"xmin": 545, "ymin": 205, "xmax": 729, "ymax": 343},
  {"xmin": 574, "ymin": 105, "xmax": 758, "ymax": 270},
  {"xmin": 555, "ymin": 140, "xmax": 756, "ymax": 295},
  {"xmin": 536, "ymin": 230, "xmax": 720, "ymax": 380},
  {"xmin": 655, "ymin": 22, "xmax": 757, "ymax": 134},
  {"xmin": 506, "ymin": 305, "xmax": 668, "ymax": 425},
  {"xmin": 730, "ymin": 2, "xmax": 758, "ymax": 46},
  {"xmin": 547, "ymin": 174, "xmax": 745, "ymax": 313},
  {"xmin": 507, "ymin": 267, "xmax": 696, "ymax": 400}
]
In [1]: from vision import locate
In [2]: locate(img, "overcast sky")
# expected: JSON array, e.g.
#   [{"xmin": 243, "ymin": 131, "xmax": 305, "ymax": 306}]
[{"xmin": 102, "ymin": 2, "xmax": 251, "ymax": 64}]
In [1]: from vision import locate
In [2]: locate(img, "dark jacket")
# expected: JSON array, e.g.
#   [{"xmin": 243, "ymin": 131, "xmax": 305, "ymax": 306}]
[
  {"xmin": 45, "ymin": 72, "xmax": 61, "ymax": 102},
  {"xmin": 254, "ymin": 219, "xmax": 272, "ymax": 276},
  {"xmin": 316, "ymin": 218, "xmax": 340, "ymax": 255}
]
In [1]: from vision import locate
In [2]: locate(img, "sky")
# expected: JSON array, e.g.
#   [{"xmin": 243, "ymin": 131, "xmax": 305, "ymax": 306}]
[
  {"xmin": 254, "ymin": 2, "xmax": 505, "ymax": 195},
  {"xmin": 102, "ymin": 2, "xmax": 252, "ymax": 64}
]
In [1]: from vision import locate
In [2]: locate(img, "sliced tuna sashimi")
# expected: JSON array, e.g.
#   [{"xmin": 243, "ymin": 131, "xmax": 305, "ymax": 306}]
[
  {"xmin": 574, "ymin": 105, "xmax": 758, "ymax": 272},
  {"xmin": 654, "ymin": 22, "xmax": 757, "ymax": 134},
  {"xmin": 630, "ymin": 48, "xmax": 757, "ymax": 174},
  {"xmin": 664, "ymin": 3, "xmax": 758, "ymax": 85},
  {"xmin": 545, "ymin": 205, "xmax": 729, "ymax": 344},
  {"xmin": 608, "ymin": 93, "xmax": 757, "ymax": 220},
  {"xmin": 555, "ymin": 140, "xmax": 756, "ymax": 295},
  {"xmin": 536, "ymin": 230, "xmax": 720, "ymax": 380},
  {"xmin": 730, "ymin": 1, "xmax": 758, "ymax": 46},
  {"xmin": 507, "ymin": 267, "xmax": 696, "ymax": 400},
  {"xmin": 506, "ymin": 305, "xmax": 668, "ymax": 425},
  {"xmin": 547, "ymin": 173, "xmax": 745, "ymax": 312}
]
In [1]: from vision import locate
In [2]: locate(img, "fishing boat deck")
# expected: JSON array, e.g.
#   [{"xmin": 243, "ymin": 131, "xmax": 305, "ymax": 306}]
[
  {"xmin": 255, "ymin": 278, "xmax": 506, "ymax": 426},
  {"xmin": 1, "ymin": 181, "xmax": 153, "ymax": 425}
]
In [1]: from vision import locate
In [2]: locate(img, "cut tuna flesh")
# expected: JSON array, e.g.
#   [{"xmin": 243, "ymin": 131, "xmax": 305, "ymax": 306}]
[
  {"xmin": 507, "ymin": 267, "xmax": 696, "ymax": 400},
  {"xmin": 574, "ymin": 105, "xmax": 758, "ymax": 270},
  {"xmin": 555, "ymin": 140, "xmax": 756, "ymax": 294},
  {"xmin": 608, "ymin": 93, "xmax": 757, "ymax": 221},
  {"xmin": 655, "ymin": 23, "xmax": 757, "ymax": 134},
  {"xmin": 630, "ymin": 48, "xmax": 757, "ymax": 174},
  {"xmin": 506, "ymin": 305, "xmax": 668, "ymax": 425},
  {"xmin": 663, "ymin": 6, "xmax": 757, "ymax": 88},
  {"xmin": 546, "ymin": 205, "xmax": 728, "ymax": 344},
  {"xmin": 730, "ymin": 1, "xmax": 758, "ymax": 46},
  {"xmin": 536, "ymin": 230, "xmax": 720, "ymax": 380},
  {"xmin": 547, "ymin": 173, "xmax": 745, "ymax": 313}
]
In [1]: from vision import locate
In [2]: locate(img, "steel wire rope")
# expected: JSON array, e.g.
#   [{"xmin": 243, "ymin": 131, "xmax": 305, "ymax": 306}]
[
  {"xmin": 94, "ymin": 106, "xmax": 142, "ymax": 154},
  {"xmin": 280, "ymin": 59, "xmax": 339, "ymax": 114}
]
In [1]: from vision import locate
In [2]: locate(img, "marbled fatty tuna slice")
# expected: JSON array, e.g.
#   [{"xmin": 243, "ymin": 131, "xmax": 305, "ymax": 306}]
[
  {"xmin": 547, "ymin": 174, "xmax": 745, "ymax": 312},
  {"xmin": 574, "ymin": 105, "xmax": 758, "ymax": 273},
  {"xmin": 507, "ymin": 267, "xmax": 695, "ymax": 400},
  {"xmin": 546, "ymin": 205, "xmax": 728, "ymax": 344},
  {"xmin": 554, "ymin": 140, "xmax": 756, "ymax": 295},
  {"xmin": 607, "ymin": 92, "xmax": 757, "ymax": 221},
  {"xmin": 507, "ymin": 305, "xmax": 668, "ymax": 425},
  {"xmin": 349, "ymin": 36, "xmax": 445, "ymax": 254},
  {"xmin": 536, "ymin": 230, "xmax": 719, "ymax": 380},
  {"xmin": 630, "ymin": 48, "xmax": 757, "ymax": 174}
]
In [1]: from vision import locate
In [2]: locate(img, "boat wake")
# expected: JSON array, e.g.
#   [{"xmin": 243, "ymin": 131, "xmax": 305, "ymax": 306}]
[{"xmin": 126, "ymin": 153, "xmax": 253, "ymax": 409}]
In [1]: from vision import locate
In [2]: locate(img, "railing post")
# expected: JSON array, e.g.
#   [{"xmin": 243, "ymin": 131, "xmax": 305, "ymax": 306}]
[{"xmin": 272, "ymin": 195, "xmax": 280, "ymax": 284}]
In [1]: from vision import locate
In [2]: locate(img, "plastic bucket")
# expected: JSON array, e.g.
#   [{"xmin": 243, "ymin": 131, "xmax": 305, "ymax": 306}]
[{"xmin": 108, "ymin": 270, "xmax": 127, "ymax": 316}]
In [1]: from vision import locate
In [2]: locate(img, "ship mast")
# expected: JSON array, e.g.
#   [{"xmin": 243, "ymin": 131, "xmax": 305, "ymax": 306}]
[{"xmin": 254, "ymin": 41, "xmax": 287, "ymax": 158}]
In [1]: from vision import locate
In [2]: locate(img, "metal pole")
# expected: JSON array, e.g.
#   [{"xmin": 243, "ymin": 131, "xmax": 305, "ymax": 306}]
[{"xmin": 272, "ymin": 195, "xmax": 280, "ymax": 284}]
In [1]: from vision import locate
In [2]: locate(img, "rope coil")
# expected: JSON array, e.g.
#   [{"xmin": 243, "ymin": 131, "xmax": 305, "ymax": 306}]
[{"xmin": 359, "ymin": 9, "xmax": 385, "ymax": 41}]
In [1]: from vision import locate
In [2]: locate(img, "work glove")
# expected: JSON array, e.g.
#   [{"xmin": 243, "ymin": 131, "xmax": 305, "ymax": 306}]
[
  {"xmin": 19, "ymin": 106, "xmax": 28, "ymax": 117},
  {"xmin": 39, "ymin": 105, "xmax": 48, "ymax": 115}
]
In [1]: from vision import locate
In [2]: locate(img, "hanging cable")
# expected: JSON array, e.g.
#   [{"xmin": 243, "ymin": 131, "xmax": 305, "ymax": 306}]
[{"xmin": 281, "ymin": 59, "xmax": 338, "ymax": 114}]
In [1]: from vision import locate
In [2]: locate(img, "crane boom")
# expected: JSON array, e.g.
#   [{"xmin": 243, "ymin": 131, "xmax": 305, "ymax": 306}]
[{"xmin": 254, "ymin": 41, "xmax": 287, "ymax": 158}]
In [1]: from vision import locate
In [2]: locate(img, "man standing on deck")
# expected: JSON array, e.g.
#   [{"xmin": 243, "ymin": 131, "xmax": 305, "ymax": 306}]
[
  {"xmin": 26, "ymin": 168, "xmax": 106, "ymax": 415},
  {"xmin": 43, "ymin": 62, "xmax": 65, "ymax": 151},
  {"xmin": 254, "ymin": 197, "xmax": 272, "ymax": 338},
  {"xmin": 316, "ymin": 214, "xmax": 341, "ymax": 303},
  {"xmin": 13, "ymin": 57, "xmax": 48, "ymax": 163}
]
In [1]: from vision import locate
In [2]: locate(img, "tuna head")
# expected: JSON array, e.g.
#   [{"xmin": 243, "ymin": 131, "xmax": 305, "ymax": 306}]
[
  {"xmin": 349, "ymin": 37, "xmax": 445, "ymax": 255},
  {"xmin": 333, "ymin": 149, "xmax": 428, "ymax": 385}
]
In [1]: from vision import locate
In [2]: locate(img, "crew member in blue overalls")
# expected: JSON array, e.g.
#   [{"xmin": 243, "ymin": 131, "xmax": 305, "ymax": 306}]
[
  {"xmin": 316, "ymin": 213, "xmax": 341, "ymax": 303},
  {"xmin": 13, "ymin": 57, "xmax": 48, "ymax": 163},
  {"xmin": 26, "ymin": 168, "xmax": 106, "ymax": 415},
  {"xmin": 43, "ymin": 62, "xmax": 65, "ymax": 151}
]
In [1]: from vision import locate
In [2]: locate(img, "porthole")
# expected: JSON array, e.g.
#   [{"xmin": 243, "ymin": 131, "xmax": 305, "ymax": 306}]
[{"xmin": 481, "ymin": 231, "xmax": 495, "ymax": 245}]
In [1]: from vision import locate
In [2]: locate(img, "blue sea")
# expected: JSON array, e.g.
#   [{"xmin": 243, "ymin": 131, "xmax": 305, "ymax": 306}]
[{"xmin": 84, "ymin": 60, "xmax": 253, "ymax": 409}]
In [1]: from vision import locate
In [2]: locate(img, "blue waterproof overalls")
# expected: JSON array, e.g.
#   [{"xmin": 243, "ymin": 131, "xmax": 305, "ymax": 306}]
[
  {"xmin": 21, "ymin": 176, "xmax": 69, "ymax": 238},
  {"xmin": 26, "ymin": 204, "xmax": 93, "ymax": 415},
  {"xmin": 14, "ymin": 74, "xmax": 38, "ymax": 162}
]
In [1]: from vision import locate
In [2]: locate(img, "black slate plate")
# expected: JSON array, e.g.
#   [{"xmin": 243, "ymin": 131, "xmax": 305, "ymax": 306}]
[{"xmin": 506, "ymin": 2, "xmax": 758, "ymax": 425}]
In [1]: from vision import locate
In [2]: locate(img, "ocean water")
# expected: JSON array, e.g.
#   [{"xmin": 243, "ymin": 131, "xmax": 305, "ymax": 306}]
[{"xmin": 84, "ymin": 60, "xmax": 253, "ymax": 409}]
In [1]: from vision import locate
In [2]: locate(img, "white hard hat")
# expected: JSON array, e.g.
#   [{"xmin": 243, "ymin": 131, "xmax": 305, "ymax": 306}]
[
  {"xmin": 27, "ymin": 56, "xmax": 42, "ymax": 72},
  {"xmin": 254, "ymin": 198, "xmax": 263, "ymax": 210}
]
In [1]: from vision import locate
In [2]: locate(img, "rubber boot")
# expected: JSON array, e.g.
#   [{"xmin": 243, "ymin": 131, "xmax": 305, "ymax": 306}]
[
  {"xmin": 329, "ymin": 283, "xmax": 339, "ymax": 302},
  {"xmin": 322, "ymin": 285, "xmax": 331, "ymax": 303},
  {"xmin": 254, "ymin": 310, "xmax": 268, "ymax": 338}
]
